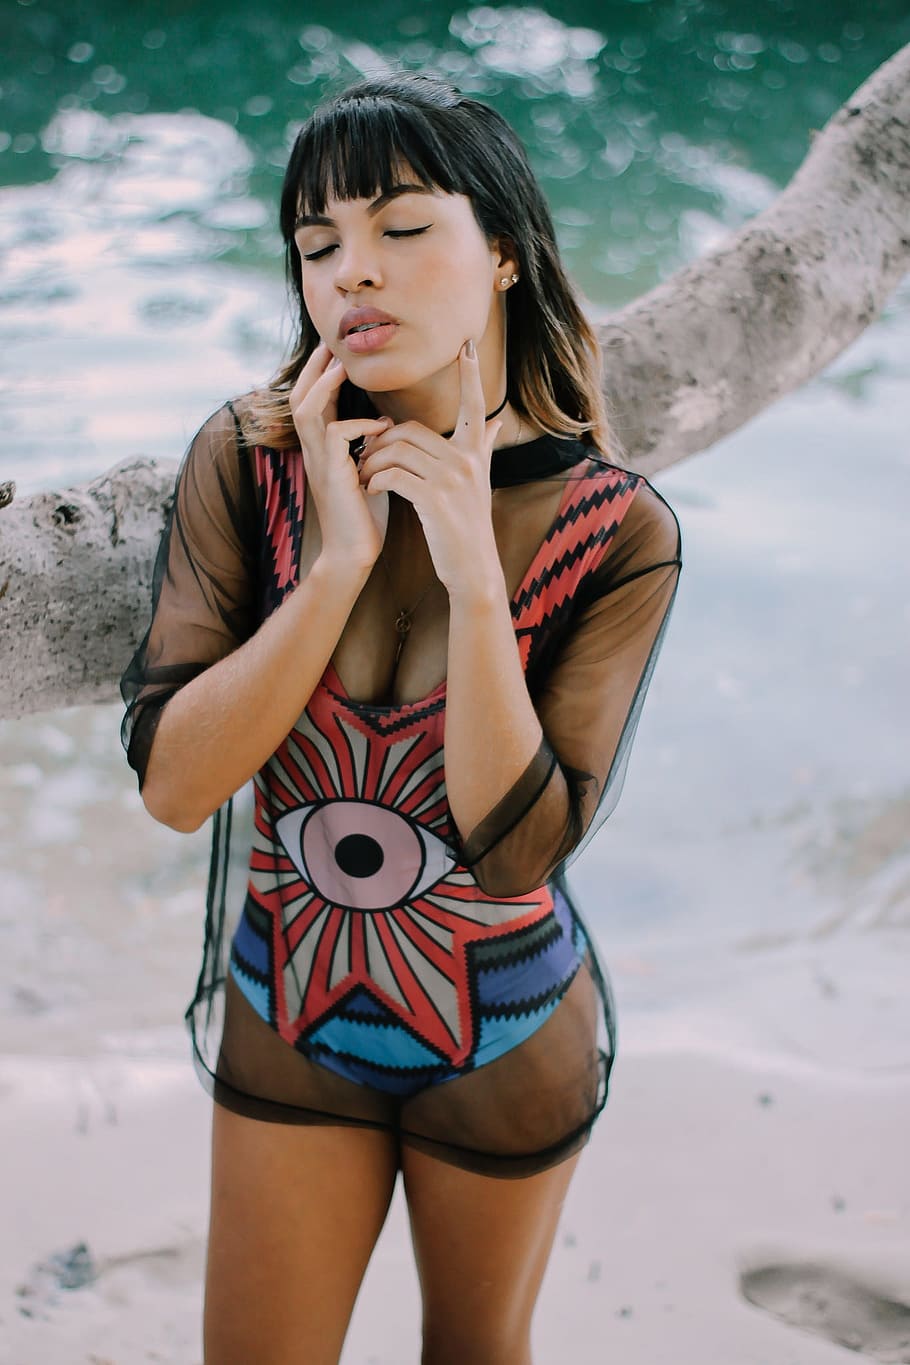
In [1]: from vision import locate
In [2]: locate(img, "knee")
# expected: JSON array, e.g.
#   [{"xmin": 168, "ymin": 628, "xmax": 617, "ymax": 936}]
[{"xmin": 421, "ymin": 1324, "xmax": 532, "ymax": 1365}]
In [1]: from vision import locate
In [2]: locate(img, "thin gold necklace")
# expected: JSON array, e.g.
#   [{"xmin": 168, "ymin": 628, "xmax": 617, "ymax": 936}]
[
  {"xmin": 377, "ymin": 553, "xmax": 436, "ymax": 665},
  {"xmin": 378, "ymin": 407, "xmax": 523, "ymax": 663}
]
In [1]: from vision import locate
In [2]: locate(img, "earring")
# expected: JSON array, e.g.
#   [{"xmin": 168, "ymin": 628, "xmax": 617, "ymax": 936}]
[{"xmin": 500, "ymin": 274, "xmax": 520, "ymax": 288}]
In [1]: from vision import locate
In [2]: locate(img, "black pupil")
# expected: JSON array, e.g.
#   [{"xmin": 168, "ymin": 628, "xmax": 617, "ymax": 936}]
[{"xmin": 334, "ymin": 833, "xmax": 384, "ymax": 878}]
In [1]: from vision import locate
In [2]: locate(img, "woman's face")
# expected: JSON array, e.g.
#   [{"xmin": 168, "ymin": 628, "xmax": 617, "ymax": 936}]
[{"xmin": 293, "ymin": 178, "xmax": 514, "ymax": 400}]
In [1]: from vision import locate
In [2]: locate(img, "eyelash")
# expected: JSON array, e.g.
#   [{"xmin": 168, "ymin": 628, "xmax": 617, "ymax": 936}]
[{"xmin": 301, "ymin": 226, "xmax": 431, "ymax": 262}]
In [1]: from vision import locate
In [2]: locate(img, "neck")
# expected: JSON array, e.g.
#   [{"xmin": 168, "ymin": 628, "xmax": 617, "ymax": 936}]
[
  {"xmin": 366, "ymin": 361, "xmax": 509, "ymax": 435},
  {"xmin": 368, "ymin": 387, "xmax": 450, "ymax": 432}
]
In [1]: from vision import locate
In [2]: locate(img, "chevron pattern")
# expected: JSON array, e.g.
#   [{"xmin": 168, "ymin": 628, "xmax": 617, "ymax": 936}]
[{"xmin": 257, "ymin": 445, "xmax": 304, "ymax": 613}]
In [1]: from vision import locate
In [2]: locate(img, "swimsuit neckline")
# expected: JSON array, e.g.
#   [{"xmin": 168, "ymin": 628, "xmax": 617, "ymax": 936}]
[
  {"xmin": 489, "ymin": 433, "xmax": 592, "ymax": 488},
  {"xmin": 321, "ymin": 455, "xmax": 597, "ymax": 715}
]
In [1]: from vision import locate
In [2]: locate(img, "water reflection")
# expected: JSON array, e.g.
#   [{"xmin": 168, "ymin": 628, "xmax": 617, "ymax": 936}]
[
  {"xmin": 0, "ymin": 105, "xmax": 284, "ymax": 483},
  {"xmin": 451, "ymin": 7, "xmax": 605, "ymax": 96}
]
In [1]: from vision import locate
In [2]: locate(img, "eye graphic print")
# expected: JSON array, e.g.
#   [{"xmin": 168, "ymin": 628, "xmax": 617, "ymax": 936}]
[{"xmin": 274, "ymin": 800, "xmax": 456, "ymax": 912}]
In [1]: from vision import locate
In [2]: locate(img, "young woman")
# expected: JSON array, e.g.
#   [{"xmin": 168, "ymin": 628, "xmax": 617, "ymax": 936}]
[{"xmin": 121, "ymin": 73, "xmax": 682, "ymax": 1365}]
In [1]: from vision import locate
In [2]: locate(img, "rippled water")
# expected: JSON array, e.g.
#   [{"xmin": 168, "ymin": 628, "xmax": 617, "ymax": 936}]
[{"xmin": 1, "ymin": 1, "xmax": 908, "ymax": 1072}]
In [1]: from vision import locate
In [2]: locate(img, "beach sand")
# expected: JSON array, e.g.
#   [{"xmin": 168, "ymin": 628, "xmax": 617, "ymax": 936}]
[{"xmin": 2, "ymin": 1046, "xmax": 908, "ymax": 1365}]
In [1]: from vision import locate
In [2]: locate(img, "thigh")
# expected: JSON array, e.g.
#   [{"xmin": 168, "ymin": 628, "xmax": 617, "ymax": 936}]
[
  {"xmin": 402, "ymin": 1144, "xmax": 582, "ymax": 1365},
  {"xmin": 204, "ymin": 1103, "xmax": 399, "ymax": 1365},
  {"xmin": 399, "ymin": 961, "xmax": 604, "ymax": 1172}
]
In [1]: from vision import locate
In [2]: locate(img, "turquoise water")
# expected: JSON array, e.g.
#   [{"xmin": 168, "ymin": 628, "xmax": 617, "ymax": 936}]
[
  {"xmin": 1, "ymin": 2, "xmax": 908, "ymax": 1072},
  {"xmin": 3, "ymin": 0, "xmax": 909, "ymax": 479}
]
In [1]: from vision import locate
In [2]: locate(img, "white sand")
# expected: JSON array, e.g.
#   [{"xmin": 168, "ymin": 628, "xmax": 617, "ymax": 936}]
[{"xmin": 2, "ymin": 1046, "xmax": 908, "ymax": 1365}]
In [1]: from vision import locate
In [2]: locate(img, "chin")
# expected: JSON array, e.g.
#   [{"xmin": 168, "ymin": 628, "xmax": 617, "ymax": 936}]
[{"xmin": 344, "ymin": 352, "xmax": 451, "ymax": 393}]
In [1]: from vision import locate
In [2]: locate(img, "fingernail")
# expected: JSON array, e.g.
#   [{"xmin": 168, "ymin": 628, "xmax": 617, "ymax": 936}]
[{"xmin": 464, "ymin": 339, "xmax": 476, "ymax": 359}]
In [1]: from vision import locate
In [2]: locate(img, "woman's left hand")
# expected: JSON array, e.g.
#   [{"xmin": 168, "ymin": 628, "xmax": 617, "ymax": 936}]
[{"xmin": 355, "ymin": 340, "xmax": 503, "ymax": 598}]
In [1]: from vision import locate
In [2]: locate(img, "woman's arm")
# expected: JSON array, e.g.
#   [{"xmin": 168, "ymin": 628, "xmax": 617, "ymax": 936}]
[
  {"xmin": 443, "ymin": 567, "xmax": 551, "ymax": 863},
  {"xmin": 352, "ymin": 346, "xmax": 682, "ymax": 894},
  {"xmin": 124, "ymin": 352, "xmax": 396, "ymax": 832},
  {"xmin": 141, "ymin": 551, "xmax": 370, "ymax": 832},
  {"xmin": 444, "ymin": 480, "xmax": 682, "ymax": 896}
]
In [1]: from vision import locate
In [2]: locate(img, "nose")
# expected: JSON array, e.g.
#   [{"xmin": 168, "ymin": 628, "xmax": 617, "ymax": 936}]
[{"xmin": 333, "ymin": 237, "xmax": 382, "ymax": 295}]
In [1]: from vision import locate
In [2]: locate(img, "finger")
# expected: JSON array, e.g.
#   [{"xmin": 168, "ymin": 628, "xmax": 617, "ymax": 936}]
[
  {"xmin": 327, "ymin": 418, "xmax": 393, "ymax": 441},
  {"xmin": 358, "ymin": 442, "xmax": 431, "ymax": 484},
  {"xmin": 365, "ymin": 467, "xmax": 425, "ymax": 503},
  {"xmin": 453, "ymin": 337, "xmax": 486, "ymax": 441},
  {"xmin": 298, "ymin": 355, "xmax": 346, "ymax": 407},
  {"xmin": 323, "ymin": 417, "xmax": 392, "ymax": 456},
  {"xmin": 289, "ymin": 342, "xmax": 335, "ymax": 405},
  {"xmin": 294, "ymin": 356, "xmax": 347, "ymax": 429},
  {"xmin": 364, "ymin": 420, "xmax": 445, "ymax": 460}
]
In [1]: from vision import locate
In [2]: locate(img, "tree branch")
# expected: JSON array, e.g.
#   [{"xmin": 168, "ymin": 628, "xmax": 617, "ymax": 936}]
[
  {"xmin": 599, "ymin": 42, "xmax": 910, "ymax": 475},
  {"xmin": 0, "ymin": 458, "xmax": 177, "ymax": 719},
  {"xmin": 1, "ymin": 44, "xmax": 908, "ymax": 720}
]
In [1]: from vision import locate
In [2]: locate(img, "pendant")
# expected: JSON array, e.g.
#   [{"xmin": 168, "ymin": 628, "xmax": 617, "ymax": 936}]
[{"xmin": 394, "ymin": 609, "xmax": 411, "ymax": 665}]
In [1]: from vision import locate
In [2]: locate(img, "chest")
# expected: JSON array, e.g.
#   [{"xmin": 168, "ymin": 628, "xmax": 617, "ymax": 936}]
[{"xmin": 254, "ymin": 448, "xmax": 623, "ymax": 709}]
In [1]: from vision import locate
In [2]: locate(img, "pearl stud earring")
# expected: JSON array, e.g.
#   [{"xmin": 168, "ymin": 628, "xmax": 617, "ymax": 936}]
[{"xmin": 499, "ymin": 274, "xmax": 520, "ymax": 288}]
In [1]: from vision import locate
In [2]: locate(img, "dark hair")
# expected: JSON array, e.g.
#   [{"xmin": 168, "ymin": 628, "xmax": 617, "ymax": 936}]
[{"xmin": 245, "ymin": 73, "xmax": 616, "ymax": 454}]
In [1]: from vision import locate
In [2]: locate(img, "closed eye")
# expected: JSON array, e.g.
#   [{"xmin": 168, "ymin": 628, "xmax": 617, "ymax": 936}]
[
  {"xmin": 300, "ymin": 225, "xmax": 431, "ymax": 262},
  {"xmin": 385, "ymin": 225, "xmax": 431, "ymax": 238}
]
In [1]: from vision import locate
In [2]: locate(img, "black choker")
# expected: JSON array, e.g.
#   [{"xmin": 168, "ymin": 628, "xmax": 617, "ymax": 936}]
[{"xmin": 440, "ymin": 393, "xmax": 508, "ymax": 439}]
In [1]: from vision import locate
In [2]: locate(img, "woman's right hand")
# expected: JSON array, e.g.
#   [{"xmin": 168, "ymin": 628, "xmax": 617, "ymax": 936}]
[{"xmin": 290, "ymin": 343, "xmax": 391, "ymax": 568}]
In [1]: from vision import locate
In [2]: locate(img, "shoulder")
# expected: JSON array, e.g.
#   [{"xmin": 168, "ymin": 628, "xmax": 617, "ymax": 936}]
[
  {"xmin": 181, "ymin": 392, "xmax": 271, "ymax": 477},
  {"xmin": 181, "ymin": 396, "xmax": 244, "ymax": 461},
  {"xmin": 628, "ymin": 474, "xmax": 682, "ymax": 563},
  {"xmin": 175, "ymin": 396, "xmax": 263, "ymax": 532},
  {"xmin": 576, "ymin": 452, "xmax": 682, "ymax": 563},
  {"xmin": 190, "ymin": 388, "xmax": 278, "ymax": 444}
]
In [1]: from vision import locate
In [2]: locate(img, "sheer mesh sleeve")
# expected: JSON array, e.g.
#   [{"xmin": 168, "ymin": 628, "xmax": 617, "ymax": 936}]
[
  {"xmin": 459, "ymin": 480, "xmax": 682, "ymax": 897},
  {"xmin": 120, "ymin": 400, "xmax": 259, "ymax": 788}
]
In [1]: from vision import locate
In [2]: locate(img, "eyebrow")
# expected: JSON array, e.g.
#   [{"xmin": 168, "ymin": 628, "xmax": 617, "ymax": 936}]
[{"xmin": 294, "ymin": 183, "xmax": 436, "ymax": 230}]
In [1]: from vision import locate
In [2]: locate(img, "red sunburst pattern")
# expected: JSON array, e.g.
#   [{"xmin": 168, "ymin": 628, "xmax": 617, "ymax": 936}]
[{"xmin": 248, "ymin": 681, "xmax": 554, "ymax": 1067}]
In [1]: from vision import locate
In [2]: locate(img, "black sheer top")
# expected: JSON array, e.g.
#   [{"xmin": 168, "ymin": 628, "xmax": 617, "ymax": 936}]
[{"xmin": 120, "ymin": 398, "xmax": 682, "ymax": 1175}]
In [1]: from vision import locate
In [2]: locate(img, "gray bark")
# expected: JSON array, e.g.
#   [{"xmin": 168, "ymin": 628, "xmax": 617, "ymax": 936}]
[
  {"xmin": 2, "ymin": 43, "xmax": 909, "ymax": 721},
  {"xmin": 0, "ymin": 458, "xmax": 178, "ymax": 719}
]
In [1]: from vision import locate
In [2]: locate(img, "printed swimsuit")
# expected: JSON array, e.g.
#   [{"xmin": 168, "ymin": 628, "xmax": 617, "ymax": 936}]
[{"xmin": 228, "ymin": 444, "xmax": 636, "ymax": 1093}]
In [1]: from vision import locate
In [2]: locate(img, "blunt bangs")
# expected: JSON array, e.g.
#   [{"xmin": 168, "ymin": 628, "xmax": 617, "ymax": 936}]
[
  {"xmin": 282, "ymin": 97, "xmax": 467, "ymax": 235},
  {"xmin": 246, "ymin": 74, "xmax": 615, "ymax": 458}
]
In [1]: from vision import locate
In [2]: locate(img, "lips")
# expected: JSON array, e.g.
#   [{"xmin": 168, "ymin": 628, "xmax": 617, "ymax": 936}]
[{"xmin": 338, "ymin": 306, "xmax": 398, "ymax": 340}]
